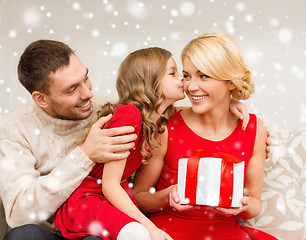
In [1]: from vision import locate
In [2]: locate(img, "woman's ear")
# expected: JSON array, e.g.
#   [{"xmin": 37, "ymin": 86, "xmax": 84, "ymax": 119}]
[
  {"xmin": 228, "ymin": 81, "xmax": 236, "ymax": 90},
  {"xmin": 32, "ymin": 91, "xmax": 49, "ymax": 109}
]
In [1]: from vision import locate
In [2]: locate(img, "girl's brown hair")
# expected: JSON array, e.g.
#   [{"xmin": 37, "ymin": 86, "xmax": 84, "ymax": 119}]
[{"xmin": 84, "ymin": 47, "xmax": 175, "ymax": 159}]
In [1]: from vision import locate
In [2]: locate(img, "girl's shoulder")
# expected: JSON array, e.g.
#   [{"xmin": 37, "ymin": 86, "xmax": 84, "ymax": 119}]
[
  {"xmin": 105, "ymin": 104, "xmax": 142, "ymax": 129},
  {"xmin": 114, "ymin": 104, "xmax": 141, "ymax": 120}
]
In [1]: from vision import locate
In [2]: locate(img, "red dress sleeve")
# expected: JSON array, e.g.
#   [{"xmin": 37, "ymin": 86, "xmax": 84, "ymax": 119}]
[
  {"xmin": 89, "ymin": 104, "xmax": 143, "ymax": 178},
  {"xmin": 103, "ymin": 104, "xmax": 142, "ymax": 135}
]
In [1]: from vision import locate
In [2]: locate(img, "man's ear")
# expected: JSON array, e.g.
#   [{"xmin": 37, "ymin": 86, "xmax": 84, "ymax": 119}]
[
  {"xmin": 32, "ymin": 91, "xmax": 49, "ymax": 109},
  {"xmin": 228, "ymin": 81, "xmax": 236, "ymax": 90}
]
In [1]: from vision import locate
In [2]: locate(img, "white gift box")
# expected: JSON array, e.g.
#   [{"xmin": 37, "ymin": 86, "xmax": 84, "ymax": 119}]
[{"xmin": 177, "ymin": 156, "xmax": 245, "ymax": 207}]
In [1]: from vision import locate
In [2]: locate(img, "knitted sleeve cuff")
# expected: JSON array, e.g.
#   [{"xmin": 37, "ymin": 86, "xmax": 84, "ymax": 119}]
[{"xmin": 68, "ymin": 146, "xmax": 95, "ymax": 171}]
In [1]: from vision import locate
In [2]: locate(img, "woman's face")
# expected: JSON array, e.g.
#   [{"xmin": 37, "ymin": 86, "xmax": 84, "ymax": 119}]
[
  {"xmin": 182, "ymin": 57, "xmax": 233, "ymax": 114},
  {"xmin": 159, "ymin": 57, "xmax": 185, "ymax": 106}
]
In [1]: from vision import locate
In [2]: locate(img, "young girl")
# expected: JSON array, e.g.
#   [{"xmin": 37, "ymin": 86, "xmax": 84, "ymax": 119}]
[
  {"xmin": 54, "ymin": 46, "xmax": 251, "ymax": 240},
  {"xmin": 54, "ymin": 47, "xmax": 183, "ymax": 240},
  {"xmin": 133, "ymin": 33, "xmax": 277, "ymax": 239}
]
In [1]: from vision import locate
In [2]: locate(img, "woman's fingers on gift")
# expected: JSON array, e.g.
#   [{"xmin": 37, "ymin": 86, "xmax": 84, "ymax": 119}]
[
  {"xmin": 169, "ymin": 192, "xmax": 193, "ymax": 211},
  {"xmin": 170, "ymin": 184, "xmax": 180, "ymax": 202},
  {"xmin": 241, "ymin": 196, "xmax": 250, "ymax": 206},
  {"xmin": 215, "ymin": 206, "xmax": 242, "ymax": 216}
]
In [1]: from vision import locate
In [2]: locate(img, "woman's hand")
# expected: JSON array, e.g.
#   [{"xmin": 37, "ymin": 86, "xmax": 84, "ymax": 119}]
[
  {"xmin": 210, "ymin": 196, "xmax": 250, "ymax": 217},
  {"xmin": 169, "ymin": 184, "xmax": 193, "ymax": 212}
]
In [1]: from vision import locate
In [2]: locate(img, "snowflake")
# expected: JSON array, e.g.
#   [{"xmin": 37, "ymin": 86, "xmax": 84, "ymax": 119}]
[
  {"xmin": 149, "ymin": 187, "xmax": 156, "ymax": 194},
  {"xmin": 26, "ymin": 194, "xmax": 34, "ymax": 201},
  {"xmin": 245, "ymin": 14, "xmax": 254, "ymax": 23},
  {"xmin": 170, "ymin": 9, "xmax": 179, "ymax": 18},
  {"xmin": 104, "ymin": 3, "xmax": 114, "ymax": 12},
  {"xmin": 236, "ymin": 2, "xmax": 246, "ymax": 11},
  {"xmin": 23, "ymin": 7, "xmax": 41, "ymax": 27},
  {"xmin": 91, "ymin": 29, "xmax": 100, "ymax": 38},
  {"xmin": 88, "ymin": 221, "xmax": 103, "ymax": 235},
  {"xmin": 179, "ymin": 2, "xmax": 195, "ymax": 17},
  {"xmin": 111, "ymin": 42, "xmax": 127, "ymax": 57},
  {"xmin": 126, "ymin": 0, "xmax": 148, "ymax": 19},
  {"xmin": 277, "ymin": 28, "xmax": 293, "ymax": 44},
  {"xmin": 72, "ymin": 2, "xmax": 81, "ymax": 11},
  {"xmin": 270, "ymin": 17, "xmax": 279, "ymax": 27},
  {"xmin": 34, "ymin": 129, "xmax": 40, "ymax": 135},
  {"xmin": 8, "ymin": 30, "xmax": 17, "ymax": 39}
]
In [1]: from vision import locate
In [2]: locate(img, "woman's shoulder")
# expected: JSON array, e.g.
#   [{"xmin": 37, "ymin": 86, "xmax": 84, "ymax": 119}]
[
  {"xmin": 248, "ymin": 114, "xmax": 266, "ymax": 131},
  {"xmin": 256, "ymin": 117, "xmax": 267, "ymax": 135},
  {"xmin": 248, "ymin": 114, "xmax": 267, "ymax": 142}
]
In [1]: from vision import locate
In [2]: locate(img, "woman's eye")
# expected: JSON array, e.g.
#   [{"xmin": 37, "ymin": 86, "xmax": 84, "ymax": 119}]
[
  {"xmin": 200, "ymin": 75, "xmax": 209, "ymax": 79},
  {"xmin": 183, "ymin": 75, "xmax": 190, "ymax": 80}
]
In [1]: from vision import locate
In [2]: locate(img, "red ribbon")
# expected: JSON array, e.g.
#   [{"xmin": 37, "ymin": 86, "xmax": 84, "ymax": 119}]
[{"xmin": 184, "ymin": 149, "xmax": 243, "ymax": 206}]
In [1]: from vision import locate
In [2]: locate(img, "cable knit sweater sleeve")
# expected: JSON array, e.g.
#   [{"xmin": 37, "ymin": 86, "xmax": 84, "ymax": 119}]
[{"xmin": 0, "ymin": 99, "xmax": 107, "ymax": 228}]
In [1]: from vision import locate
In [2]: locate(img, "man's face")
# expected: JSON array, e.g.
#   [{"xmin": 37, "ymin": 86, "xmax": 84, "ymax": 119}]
[{"xmin": 43, "ymin": 54, "xmax": 94, "ymax": 120}]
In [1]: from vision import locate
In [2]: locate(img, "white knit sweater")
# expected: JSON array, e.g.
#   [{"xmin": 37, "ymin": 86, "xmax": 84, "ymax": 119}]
[{"xmin": 0, "ymin": 96, "xmax": 107, "ymax": 228}]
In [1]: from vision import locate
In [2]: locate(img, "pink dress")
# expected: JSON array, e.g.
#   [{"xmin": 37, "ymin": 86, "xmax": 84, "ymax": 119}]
[
  {"xmin": 150, "ymin": 111, "xmax": 278, "ymax": 240},
  {"xmin": 54, "ymin": 104, "xmax": 144, "ymax": 240}
]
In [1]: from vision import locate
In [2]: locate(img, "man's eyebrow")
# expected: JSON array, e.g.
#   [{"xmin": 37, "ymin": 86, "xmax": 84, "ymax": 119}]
[{"xmin": 63, "ymin": 68, "xmax": 89, "ymax": 92}]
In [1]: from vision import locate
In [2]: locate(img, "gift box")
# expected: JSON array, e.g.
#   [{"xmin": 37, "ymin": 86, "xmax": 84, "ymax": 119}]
[{"xmin": 177, "ymin": 150, "xmax": 245, "ymax": 207}]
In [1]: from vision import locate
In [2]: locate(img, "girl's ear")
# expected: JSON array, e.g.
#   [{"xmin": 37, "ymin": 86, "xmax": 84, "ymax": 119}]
[
  {"xmin": 228, "ymin": 81, "xmax": 236, "ymax": 90},
  {"xmin": 32, "ymin": 91, "xmax": 49, "ymax": 109}
]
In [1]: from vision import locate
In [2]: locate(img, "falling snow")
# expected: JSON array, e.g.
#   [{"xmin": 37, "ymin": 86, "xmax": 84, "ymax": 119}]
[
  {"xmin": 149, "ymin": 187, "xmax": 156, "ymax": 194},
  {"xmin": 0, "ymin": 0, "xmax": 305, "ymax": 131}
]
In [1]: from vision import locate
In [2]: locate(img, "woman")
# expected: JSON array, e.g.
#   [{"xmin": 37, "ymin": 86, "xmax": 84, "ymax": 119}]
[{"xmin": 133, "ymin": 33, "xmax": 277, "ymax": 239}]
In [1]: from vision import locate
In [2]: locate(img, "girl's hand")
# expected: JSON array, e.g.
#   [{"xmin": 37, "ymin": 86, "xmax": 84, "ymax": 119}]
[
  {"xmin": 211, "ymin": 196, "xmax": 250, "ymax": 217},
  {"xmin": 150, "ymin": 228, "xmax": 173, "ymax": 240},
  {"xmin": 169, "ymin": 184, "xmax": 193, "ymax": 212},
  {"xmin": 229, "ymin": 99, "xmax": 249, "ymax": 130},
  {"xmin": 265, "ymin": 131, "xmax": 271, "ymax": 159},
  {"xmin": 229, "ymin": 99, "xmax": 271, "ymax": 159}
]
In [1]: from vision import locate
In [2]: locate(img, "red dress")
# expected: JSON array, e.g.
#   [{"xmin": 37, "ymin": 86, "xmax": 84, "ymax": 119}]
[
  {"xmin": 54, "ymin": 104, "xmax": 144, "ymax": 240},
  {"xmin": 150, "ymin": 111, "xmax": 277, "ymax": 240}
]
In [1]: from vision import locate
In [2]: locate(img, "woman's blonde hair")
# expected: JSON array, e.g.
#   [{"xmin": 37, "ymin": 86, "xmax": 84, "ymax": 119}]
[
  {"xmin": 181, "ymin": 32, "xmax": 254, "ymax": 100},
  {"xmin": 83, "ymin": 47, "xmax": 175, "ymax": 159}
]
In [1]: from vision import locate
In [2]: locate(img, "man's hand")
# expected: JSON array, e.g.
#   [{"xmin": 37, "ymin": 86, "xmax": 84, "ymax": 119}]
[{"xmin": 80, "ymin": 114, "xmax": 137, "ymax": 163}]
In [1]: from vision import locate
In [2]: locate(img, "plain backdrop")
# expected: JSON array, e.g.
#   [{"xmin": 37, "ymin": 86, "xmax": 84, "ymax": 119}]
[{"xmin": 1, "ymin": 0, "xmax": 306, "ymax": 131}]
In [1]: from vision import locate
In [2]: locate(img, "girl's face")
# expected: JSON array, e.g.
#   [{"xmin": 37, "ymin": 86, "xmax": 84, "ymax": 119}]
[
  {"xmin": 159, "ymin": 57, "xmax": 185, "ymax": 106},
  {"xmin": 182, "ymin": 57, "xmax": 234, "ymax": 114}
]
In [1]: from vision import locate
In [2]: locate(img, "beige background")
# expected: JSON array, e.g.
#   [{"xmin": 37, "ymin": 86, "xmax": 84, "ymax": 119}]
[{"xmin": 0, "ymin": 0, "xmax": 305, "ymax": 131}]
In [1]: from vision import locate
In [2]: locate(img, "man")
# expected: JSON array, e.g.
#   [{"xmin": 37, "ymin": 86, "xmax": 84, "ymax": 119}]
[{"xmin": 0, "ymin": 40, "xmax": 137, "ymax": 240}]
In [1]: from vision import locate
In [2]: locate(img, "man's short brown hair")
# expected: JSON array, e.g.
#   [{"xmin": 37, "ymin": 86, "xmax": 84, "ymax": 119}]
[{"xmin": 18, "ymin": 39, "xmax": 75, "ymax": 94}]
